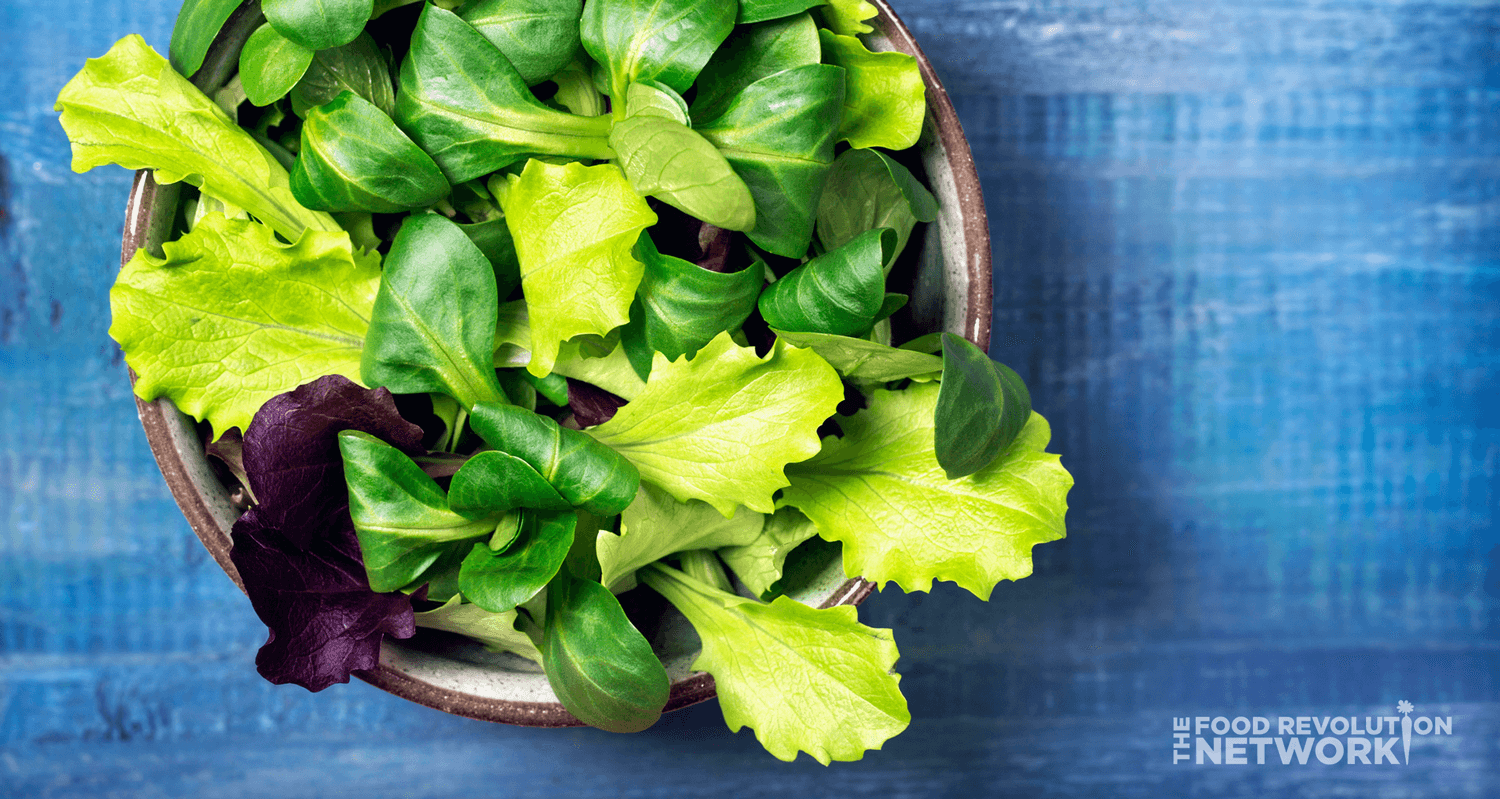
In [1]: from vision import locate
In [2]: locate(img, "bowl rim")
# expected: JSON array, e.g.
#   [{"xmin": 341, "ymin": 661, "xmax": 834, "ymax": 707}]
[{"xmin": 120, "ymin": 0, "xmax": 993, "ymax": 727}]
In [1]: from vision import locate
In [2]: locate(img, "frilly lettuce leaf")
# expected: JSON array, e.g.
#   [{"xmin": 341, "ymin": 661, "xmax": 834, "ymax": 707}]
[
  {"xmin": 55, "ymin": 34, "xmax": 338, "ymax": 241},
  {"xmin": 818, "ymin": 0, "xmax": 877, "ymax": 35},
  {"xmin": 413, "ymin": 596, "xmax": 543, "ymax": 664},
  {"xmin": 589, "ymin": 332, "xmax": 843, "ymax": 516},
  {"xmin": 499, "ymin": 160, "xmax": 657, "ymax": 377},
  {"xmin": 598, "ymin": 481, "xmax": 764, "ymax": 591},
  {"xmin": 718, "ymin": 506, "xmax": 820, "ymax": 598},
  {"xmin": 819, "ymin": 30, "xmax": 924, "ymax": 151},
  {"xmin": 108, "ymin": 213, "xmax": 380, "ymax": 440},
  {"xmin": 494, "ymin": 301, "xmax": 647, "ymax": 400},
  {"xmin": 782, "ymin": 383, "xmax": 1072, "ymax": 598},
  {"xmin": 640, "ymin": 563, "xmax": 908, "ymax": 764}
]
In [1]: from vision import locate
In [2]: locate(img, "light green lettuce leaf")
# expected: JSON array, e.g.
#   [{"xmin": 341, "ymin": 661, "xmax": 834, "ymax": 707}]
[
  {"xmin": 818, "ymin": 30, "xmax": 924, "ymax": 151},
  {"xmin": 640, "ymin": 563, "xmax": 908, "ymax": 764},
  {"xmin": 413, "ymin": 596, "xmax": 543, "ymax": 664},
  {"xmin": 109, "ymin": 214, "xmax": 379, "ymax": 439},
  {"xmin": 499, "ymin": 160, "xmax": 656, "ymax": 377},
  {"xmin": 718, "ymin": 506, "xmax": 820, "ymax": 598},
  {"xmin": 817, "ymin": 0, "xmax": 877, "ymax": 35},
  {"xmin": 598, "ymin": 482, "xmax": 764, "ymax": 591},
  {"xmin": 55, "ymin": 34, "xmax": 338, "ymax": 241},
  {"xmin": 782, "ymin": 383, "xmax": 1071, "ymax": 598},
  {"xmin": 493, "ymin": 301, "xmax": 647, "ymax": 400},
  {"xmin": 589, "ymin": 332, "xmax": 843, "ymax": 516}
]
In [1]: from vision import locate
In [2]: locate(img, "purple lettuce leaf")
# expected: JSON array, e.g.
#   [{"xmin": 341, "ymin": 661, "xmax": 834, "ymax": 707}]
[{"xmin": 567, "ymin": 378, "xmax": 628, "ymax": 428}]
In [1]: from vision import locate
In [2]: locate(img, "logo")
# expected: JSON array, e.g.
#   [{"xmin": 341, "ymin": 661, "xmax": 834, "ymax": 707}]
[{"xmin": 1171, "ymin": 701, "xmax": 1453, "ymax": 765}]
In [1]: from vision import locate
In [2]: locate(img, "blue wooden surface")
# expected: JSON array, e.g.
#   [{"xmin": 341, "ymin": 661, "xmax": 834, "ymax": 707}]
[{"xmin": 2, "ymin": 1, "xmax": 1498, "ymax": 796}]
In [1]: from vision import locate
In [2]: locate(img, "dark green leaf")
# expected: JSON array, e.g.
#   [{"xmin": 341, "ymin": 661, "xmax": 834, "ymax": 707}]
[
  {"xmin": 757, "ymin": 227, "xmax": 895, "ymax": 336},
  {"xmin": 738, "ymin": 0, "xmax": 825, "ymax": 24},
  {"xmin": 691, "ymin": 12, "xmax": 820, "ymax": 123},
  {"xmin": 455, "ymin": 216, "xmax": 521, "ymax": 298},
  {"xmin": 240, "ymin": 24, "xmax": 316, "ymax": 107},
  {"xmin": 361, "ymin": 214, "xmax": 510, "ymax": 408},
  {"xmin": 542, "ymin": 566, "xmax": 668, "ymax": 733},
  {"xmin": 339, "ymin": 430, "xmax": 499, "ymax": 592},
  {"xmin": 935, "ymin": 333, "xmax": 1033, "ymax": 479},
  {"xmin": 448, "ymin": 450, "xmax": 571, "ymax": 518},
  {"xmin": 524, "ymin": 370, "xmax": 570, "ymax": 406},
  {"xmin": 772, "ymin": 329, "xmax": 942, "ymax": 382},
  {"xmin": 816, "ymin": 148, "xmax": 937, "ymax": 265},
  {"xmin": 395, "ymin": 5, "xmax": 614, "ymax": 183},
  {"xmin": 580, "ymin": 0, "xmax": 735, "ymax": 102},
  {"xmin": 290, "ymin": 33, "xmax": 396, "ymax": 117},
  {"xmin": 875, "ymin": 292, "xmax": 907, "ymax": 322},
  {"xmin": 170, "ymin": 0, "xmax": 246, "ymax": 78},
  {"xmin": 622, "ymin": 231, "xmax": 764, "ymax": 380},
  {"xmin": 695, "ymin": 64, "xmax": 845, "ymax": 257},
  {"xmin": 460, "ymin": 510, "xmax": 576, "ymax": 612},
  {"xmin": 263, "ymin": 0, "xmax": 374, "ymax": 51},
  {"xmin": 461, "ymin": 0, "xmax": 583, "ymax": 86},
  {"xmin": 290, "ymin": 92, "xmax": 450, "ymax": 212},
  {"xmin": 611, "ymin": 83, "xmax": 755, "ymax": 231},
  {"xmin": 469, "ymin": 402, "xmax": 641, "ymax": 517}
]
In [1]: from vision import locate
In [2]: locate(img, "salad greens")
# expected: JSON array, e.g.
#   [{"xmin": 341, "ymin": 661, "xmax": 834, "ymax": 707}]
[{"xmin": 61, "ymin": 0, "xmax": 1074, "ymax": 764}]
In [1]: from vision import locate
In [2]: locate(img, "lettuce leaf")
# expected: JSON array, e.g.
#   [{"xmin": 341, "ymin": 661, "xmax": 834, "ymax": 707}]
[
  {"xmin": 589, "ymin": 332, "xmax": 843, "ymax": 516},
  {"xmin": 818, "ymin": 30, "xmax": 924, "ymax": 151},
  {"xmin": 640, "ymin": 563, "xmax": 908, "ymax": 763},
  {"xmin": 109, "ymin": 213, "xmax": 380, "ymax": 440},
  {"xmin": 55, "ymin": 34, "xmax": 339, "ymax": 241},
  {"xmin": 494, "ymin": 301, "xmax": 647, "ymax": 400},
  {"xmin": 413, "ymin": 596, "xmax": 543, "ymax": 664},
  {"xmin": 597, "ymin": 481, "xmax": 764, "ymax": 591},
  {"xmin": 718, "ymin": 506, "xmax": 820, "ymax": 598},
  {"xmin": 817, "ymin": 0, "xmax": 877, "ymax": 35},
  {"xmin": 499, "ymin": 160, "xmax": 657, "ymax": 377},
  {"xmin": 782, "ymin": 384, "xmax": 1072, "ymax": 598}
]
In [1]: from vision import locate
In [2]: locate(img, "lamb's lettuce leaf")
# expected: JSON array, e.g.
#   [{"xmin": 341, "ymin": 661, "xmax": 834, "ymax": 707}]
[
  {"xmin": 819, "ymin": 30, "xmax": 924, "ymax": 151},
  {"xmin": 170, "ymin": 0, "xmax": 246, "ymax": 77},
  {"xmin": 718, "ymin": 506, "xmax": 820, "ymax": 597},
  {"xmin": 469, "ymin": 402, "xmax": 641, "ymax": 516},
  {"xmin": 498, "ymin": 160, "xmax": 656, "ymax": 378},
  {"xmin": 362, "ymin": 214, "xmax": 509, "ymax": 409},
  {"xmin": 396, "ymin": 5, "xmax": 614, "ymax": 183},
  {"xmin": 413, "ymin": 596, "xmax": 543, "ymax": 663},
  {"xmin": 56, "ymin": 34, "xmax": 339, "ymax": 241},
  {"xmin": 290, "ymin": 91, "xmax": 451, "ymax": 213},
  {"xmin": 581, "ymin": 0, "xmax": 736, "ymax": 104},
  {"xmin": 290, "ymin": 33, "xmax": 395, "ymax": 117},
  {"xmin": 817, "ymin": 0, "xmax": 877, "ymax": 35},
  {"xmin": 691, "ymin": 12, "xmax": 821, "ymax": 123},
  {"xmin": 459, "ymin": 510, "xmax": 577, "ymax": 613},
  {"xmin": 738, "ymin": 0, "xmax": 825, "ymax": 25},
  {"xmin": 782, "ymin": 384, "xmax": 1071, "ymax": 598},
  {"xmin": 935, "ymin": 333, "xmax": 1032, "ymax": 479},
  {"xmin": 757, "ymin": 227, "xmax": 895, "ymax": 336},
  {"xmin": 543, "ymin": 565, "xmax": 669, "ymax": 733},
  {"xmin": 239, "ymin": 24, "xmax": 314, "ymax": 107},
  {"xmin": 262, "ymin": 0, "xmax": 373, "ymax": 51},
  {"xmin": 109, "ymin": 213, "xmax": 378, "ymax": 440},
  {"xmin": 771, "ymin": 330, "xmax": 942, "ymax": 382},
  {"xmin": 589, "ymin": 332, "xmax": 842, "ymax": 516},
  {"xmin": 461, "ymin": 0, "xmax": 583, "ymax": 86},
  {"xmin": 597, "ymin": 482, "xmax": 764, "ymax": 591},
  {"xmin": 640, "ymin": 563, "xmax": 908, "ymax": 763},
  {"xmin": 447, "ymin": 450, "xmax": 571, "ymax": 518},
  {"xmin": 816, "ymin": 147, "xmax": 937, "ymax": 263}
]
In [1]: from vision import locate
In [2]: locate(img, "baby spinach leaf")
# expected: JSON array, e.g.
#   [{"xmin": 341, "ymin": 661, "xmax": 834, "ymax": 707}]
[
  {"xmin": 56, "ymin": 35, "xmax": 340, "ymax": 241},
  {"xmin": 109, "ymin": 214, "xmax": 379, "ymax": 440},
  {"xmin": 290, "ymin": 33, "xmax": 396, "ymax": 118},
  {"xmin": 819, "ymin": 30, "xmax": 924, "ymax": 150},
  {"xmin": 589, "ymin": 332, "xmax": 843, "ymax": 516},
  {"xmin": 414, "ymin": 596, "xmax": 543, "ymax": 663},
  {"xmin": 611, "ymin": 83, "xmax": 756, "ymax": 232},
  {"xmin": 757, "ymin": 227, "xmax": 895, "ymax": 336},
  {"xmin": 695, "ymin": 64, "xmax": 845, "ymax": 257},
  {"xmin": 783, "ymin": 385, "xmax": 1072, "ymax": 599},
  {"xmin": 580, "ymin": 0, "xmax": 736, "ymax": 104},
  {"xmin": 396, "ymin": 5, "xmax": 614, "ymax": 183},
  {"xmin": 640, "ymin": 563, "xmax": 908, "ymax": 763},
  {"xmin": 459, "ymin": 510, "xmax": 577, "ymax": 612},
  {"xmin": 290, "ymin": 91, "xmax": 451, "ymax": 213},
  {"xmin": 461, "ymin": 0, "xmax": 583, "ymax": 86},
  {"xmin": 469, "ymin": 402, "xmax": 641, "ymax": 517},
  {"xmin": 718, "ymin": 506, "xmax": 820, "ymax": 598},
  {"xmin": 362, "ymin": 214, "xmax": 509, "ymax": 409},
  {"xmin": 597, "ymin": 482, "xmax": 764, "ymax": 591},
  {"xmin": 817, "ymin": 0, "xmax": 876, "ymax": 35},
  {"xmin": 770, "ymin": 330, "xmax": 942, "ymax": 382},
  {"xmin": 935, "ymin": 333, "xmax": 1032, "ymax": 479},
  {"xmin": 816, "ymin": 148, "xmax": 937, "ymax": 264},
  {"xmin": 738, "ymin": 0, "xmax": 826, "ymax": 24},
  {"xmin": 448, "ymin": 450, "xmax": 571, "ymax": 518},
  {"xmin": 170, "ymin": 0, "xmax": 247, "ymax": 78},
  {"xmin": 240, "ymin": 23, "xmax": 315, "ymax": 107},
  {"xmin": 339, "ymin": 430, "xmax": 500, "ymax": 593},
  {"xmin": 691, "ymin": 12, "xmax": 820, "ymax": 123},
  {"xmin": 498, "ymin": 159, "xmax": 655, "ymax": 377},
  {"xmin": 263, "ymin": 0, "xmax": 374, "ymax": 51},
  {"xmin": 621, "ymin": 231, "xmax": 764, "ymax": 380},
  {"xmin": 543, "ymin": 565, "xmax": 669, "ymax": 733}
]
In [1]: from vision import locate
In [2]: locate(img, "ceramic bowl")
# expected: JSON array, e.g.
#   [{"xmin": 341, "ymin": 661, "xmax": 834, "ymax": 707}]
[{"xmin": 121, "ymin": 0, "xmax": 992, "ymax": 726}]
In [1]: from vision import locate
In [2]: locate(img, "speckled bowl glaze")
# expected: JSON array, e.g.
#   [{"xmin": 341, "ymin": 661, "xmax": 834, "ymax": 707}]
[{"xmin": 122, "ymin": 0, "xmax": 992, "ymax": 726}]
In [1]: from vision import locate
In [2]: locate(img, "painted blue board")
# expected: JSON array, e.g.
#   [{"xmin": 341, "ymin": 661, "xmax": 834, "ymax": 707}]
[{"xmin": 1, "ymin": 0, "xmax": 1497, "ymax": 797}]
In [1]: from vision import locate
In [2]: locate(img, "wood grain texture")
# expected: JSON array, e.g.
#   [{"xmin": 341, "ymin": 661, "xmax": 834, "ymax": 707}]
[{"xmin": 2, "ymin": 0, "xmax": 1498, "ymax": 796}]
